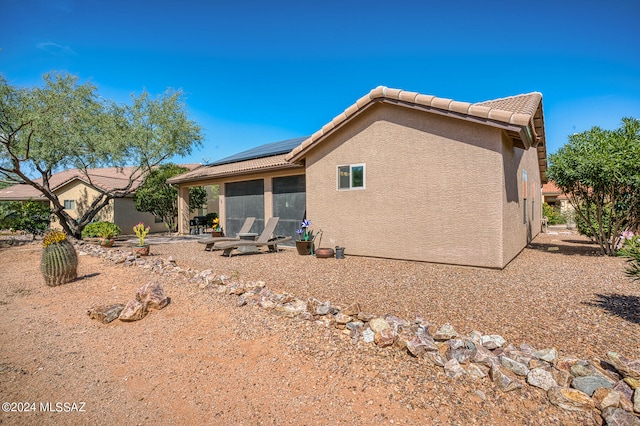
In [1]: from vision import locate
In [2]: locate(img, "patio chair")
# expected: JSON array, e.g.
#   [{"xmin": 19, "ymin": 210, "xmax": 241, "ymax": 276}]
[
  {"xmin": 214, "ymin": 217, "xmax": 292, "ymax": 257},
  {"xmin": 198, "ymin": 217, "xmax": 256, "ymax": 251}
]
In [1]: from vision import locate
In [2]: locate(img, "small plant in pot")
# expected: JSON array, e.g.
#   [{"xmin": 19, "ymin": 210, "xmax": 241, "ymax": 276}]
[
  {"xmin": 84, "ymin": 221, "xmax": 121, "ymax": 247},
  {"xmin": 133, "ymin": 222, "xmax": 151, "ymax": 256},
  {"xmin": 210, "ymin": 216, "xmax": 224, "ymax": 237},
  {"xmin": 295, "ymin": 219, "xmax": 314, "ymax": 255}
]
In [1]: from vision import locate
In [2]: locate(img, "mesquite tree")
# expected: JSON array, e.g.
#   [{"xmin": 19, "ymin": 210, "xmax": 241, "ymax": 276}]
[
  {"xmin": 0, "ymin": 72, "xmax": 203, "ymax": 238},
  {"xmin": 134, "ymin": 164, "xmax": 206, "ymax": 232},
  {"xmin": 547, "ymin": 117, "xmax": 640, "ymax": 255}
]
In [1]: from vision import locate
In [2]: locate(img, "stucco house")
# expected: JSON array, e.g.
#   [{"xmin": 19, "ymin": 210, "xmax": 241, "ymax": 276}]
[
  {"xmin": 542, "ymin": 181, "xmax": 572, "ymax": 212},
  {"xmin": 0, "ymin": 166, "xmax": 199, "ymax": 233},
  {"xmin": 169, "ymin": 86, "xmax": 547, "ymax": 268}
]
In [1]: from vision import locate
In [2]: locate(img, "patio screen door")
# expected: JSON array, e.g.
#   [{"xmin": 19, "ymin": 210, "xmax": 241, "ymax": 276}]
[
  {"xmin": 272, "ymin": 175, "xmax": 305, "ymax": 246},
  {"xmin": 225, "ymin": 179, "xmax": 264, "ymax": 236}
]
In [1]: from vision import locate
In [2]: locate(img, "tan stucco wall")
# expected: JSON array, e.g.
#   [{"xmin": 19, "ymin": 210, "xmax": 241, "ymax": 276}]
[
  {"xmin": 305, "ymin": 103, "xmax": 507, "ymax": 268},
  {"xmin": 51, "ymin": 181, "xmax": 113, "ymax": 229},
  {"xmin": 113, "ymin": 197, "xmax": 167, "ymax": 234},
  {"xmin": 500, "ymin": 133, "xmax": 543, "ymax": 266},
  {"xmin": 52, "ymin": 180, "xmax": 165, "ymax": 234}
]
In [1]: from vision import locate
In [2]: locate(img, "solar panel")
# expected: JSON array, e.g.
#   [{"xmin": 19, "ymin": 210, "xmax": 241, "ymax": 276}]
[{"xmin": 207, "ymin": 136, "xmax": 308, "ymax": 166}]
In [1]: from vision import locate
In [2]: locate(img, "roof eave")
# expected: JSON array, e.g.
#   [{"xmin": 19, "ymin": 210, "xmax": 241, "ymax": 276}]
[{"xmin": 168, "ymin": 163, "xmax": 304, "ymax": 186}]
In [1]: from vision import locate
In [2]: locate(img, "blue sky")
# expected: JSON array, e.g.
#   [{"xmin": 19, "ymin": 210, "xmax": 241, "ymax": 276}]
[{"xmin": 2, "ymin": 0, "xmax": 639, "ymax": 165}]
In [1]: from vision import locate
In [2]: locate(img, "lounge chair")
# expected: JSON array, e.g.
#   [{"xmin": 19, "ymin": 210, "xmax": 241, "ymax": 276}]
[
  {"xmin": 198, "ymin": 217, "xmax": 256, "ymax": 251},
  {"xmin": 215, "ymin": 217, "xmax": 292, "ymax": 257}
]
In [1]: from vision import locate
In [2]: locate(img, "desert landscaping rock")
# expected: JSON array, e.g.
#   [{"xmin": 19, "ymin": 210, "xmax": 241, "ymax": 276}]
[
  {"xmin": 433, "ymin": 322, "xmax": 457, "ymax": 340},
  {"xmin": 608, "ymin": 352, "xmax": 640, "ymax": 381},
  {"xmin": 136, "ymin": 281, "xmax": 169, "ymax": 310},
  {"xmin": 625, "ymin": 377, "xmax": 640, "ymax": 389},
  {"xmin": 499, "ymin": 355, "xmax": 530, "ymax": 377},
  {"xmin": 601, "ymin": 407, "xmax": 640, "ymax": 426},
  {"xmin": 368, "ymin": 317, "xmax": 391, "ymax": 333},
  {"xmin": 490, "ymin": 365, "xmax": 524, "ymax": 392},
  {"xmin": 481, "ymin": 334, "xmax": 506, "ymax": 350},
  {"xmin": 118, "ymin": 299, "xmax": 148, "ymax": 321},
  {"xmin": 571, "ymin": 375, "xmax": 615, "ymax": 396},
  {"xmin": 548, "ymin": 386, "xmax": 596, "ymax": 412},
  {"xmin": 533, "ymin": 347, "xmax": 558, "ymax": 362},
  {"xmin": 444, "ymin": 358, "xmax": 465, "ymax": 379},
  {"xmin": 592, "ymin": 388, "xmax": 623, "ymax": 411},
  {"xmin": 527, "ymin": 367, "xmax": 557, "ymax": 391},
  {"xmin": 87, "ymin": 303, "xmax": 125, "ymax": 324}
]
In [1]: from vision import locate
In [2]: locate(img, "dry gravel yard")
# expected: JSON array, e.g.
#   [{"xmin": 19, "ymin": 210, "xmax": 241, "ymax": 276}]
[
  {"xmin": 153, "ymin": 230, "xmax": 640, "ymax": 361},
  {"xmin": 0, "ymin": 230, "xmax": 638, "ymax": 425}
]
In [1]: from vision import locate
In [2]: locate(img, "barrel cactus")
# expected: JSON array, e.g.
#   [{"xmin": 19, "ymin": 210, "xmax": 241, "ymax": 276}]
[{"xmin": 40, "ymin": 230, "xmax": 78, "ymax": 286}]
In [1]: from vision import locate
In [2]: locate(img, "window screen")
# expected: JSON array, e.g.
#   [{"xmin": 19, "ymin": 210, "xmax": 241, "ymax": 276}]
[
  {"xmin": 225, "ymin": 179, "xmax": 264, "ymax": 235},
  {"xmin": 273, "ymin": 175, "xmax": 305, "ymax": 246}
]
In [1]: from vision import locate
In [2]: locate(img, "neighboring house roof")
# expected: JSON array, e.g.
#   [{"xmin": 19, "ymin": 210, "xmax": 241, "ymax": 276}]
[
  {"xmin": 542, "ymin": 181, "xmax": 569, "ymax": 200},
  {"xmin": 285, "ymin": 86, "xmax": 548, "ymax": 181},
  {"xmin": 0, "ymin": 164, "xmax": 201, "ymax": 201}
]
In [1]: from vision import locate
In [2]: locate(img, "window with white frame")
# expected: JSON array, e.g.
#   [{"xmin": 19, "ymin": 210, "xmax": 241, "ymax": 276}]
[
  {"xmin": 337, "ymin": 164, "xmax": 365, "ymax": 190},
  {"xmin": 63, "ymin": 199, "xmax": 76, "ymax": 210}
]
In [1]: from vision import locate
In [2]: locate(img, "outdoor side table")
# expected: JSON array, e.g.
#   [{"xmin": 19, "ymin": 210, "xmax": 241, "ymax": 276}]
[{"xmin": 237, "ymin": 232, "xmax": 259, "ymax": 253}]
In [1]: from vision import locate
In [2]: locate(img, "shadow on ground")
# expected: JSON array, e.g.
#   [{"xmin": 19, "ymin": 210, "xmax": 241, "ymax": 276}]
[
  {"xmin": 584, "ymin": 293, "xmax": 640, "ymax": 324},
  {"xmin": 528, "ymin": 239, "xmax": 603, "ymax": 257}
]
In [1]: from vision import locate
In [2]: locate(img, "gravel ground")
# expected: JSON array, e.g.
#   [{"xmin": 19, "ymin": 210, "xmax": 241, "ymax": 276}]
[
  {"xmin": 0, "ymin": 229, "xmax": 637, "ymax": 425},
  {"xmin": 153, "ymin": 229, "xmax": 640, "ymax": 362}
]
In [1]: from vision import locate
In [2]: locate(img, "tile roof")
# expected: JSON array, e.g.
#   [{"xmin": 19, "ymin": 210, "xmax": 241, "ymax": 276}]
[
  {"xmin": 0, "ymin": 164, "xmax": 201, "ymax": 201},
  {"xmin": 167, "ymin": 154, "xmax": 303, "ymax": 185},
  {"xmin": 285, "ymin": 86, "xmax": 548, "ymax": 180}
]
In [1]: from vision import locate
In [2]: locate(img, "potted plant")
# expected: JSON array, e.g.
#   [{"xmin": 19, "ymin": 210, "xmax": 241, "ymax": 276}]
[
  {"xmin": 295, "ymin": 219, "xmax": 314, "ymax": 255},
  {"xmin": 93, "ymin": 222, "xmax": 121, "ymax": 247},
  {"xmin": 210, "ymin": 216, "xmax": 224, "ymax": 237},
  {"xmin": 133, "ymin": 222, "xmax": 151, "ymax": 256}
]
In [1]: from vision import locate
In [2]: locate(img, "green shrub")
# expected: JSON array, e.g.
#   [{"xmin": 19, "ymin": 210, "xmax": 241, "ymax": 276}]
[
  {"xmin": 82, "ymin": 221, "xmax": 121, "ymax": 238},
  {"xmin": 575, "ymin": 203, "xmax": 613, "ymax": 240},
  {"xmin": 542, "ymin": 203, "xmax": 566, "ymax": 225},
  {"xmin": 0, "ymin": 200, "xmax": 51, "ymax": 235},
  {"xmin": 618, "ymin": 233, "xmax": 640, "ymax": 281}
]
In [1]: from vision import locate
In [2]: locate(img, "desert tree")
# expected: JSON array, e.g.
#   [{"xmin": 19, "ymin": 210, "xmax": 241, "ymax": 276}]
[
  {"xmin": 547, "ymin": 117, "xmax": 640, "ymax": 255},
  {"xmin": 134, "ymin": 163, "xmax": 206, "ymax": 232},
  {"xmin": 0, "ymin": 72, "xmax": 203, "ymax": 238}
]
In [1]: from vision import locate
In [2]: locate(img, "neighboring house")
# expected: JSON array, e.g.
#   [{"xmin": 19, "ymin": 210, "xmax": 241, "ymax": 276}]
[
  {"xmin": 170, "ymin": 86, "xmax": 547, "ymax": 268},
  {"xmin": 542, "ymin": 181, "xmax": 572, "ymax": 212},
  {"xmin": 0, "ymin": 165, "xmax": 200, "ymax": 234}
]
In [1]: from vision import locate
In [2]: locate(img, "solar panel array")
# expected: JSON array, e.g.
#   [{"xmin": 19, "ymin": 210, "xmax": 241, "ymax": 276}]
[{"xmin": 207, "ymin": 136, "xmax": 308, "ymax": 166}]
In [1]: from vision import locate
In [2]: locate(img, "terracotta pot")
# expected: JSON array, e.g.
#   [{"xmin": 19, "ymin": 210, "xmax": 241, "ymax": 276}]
[
  {"xmin": 133, "ymin": 244, "xmax": 150, "ymax": 256},
  {"xmin": 315, "ymin": 247, "xmax": 335, "ymax": 258},
  {"xmin": 295, "ymin": 240, "xmax": 313, "ymax": 255},
  {"xmin": 100, "ymin": 237, "xmax": 115, "ymax": 247},
  {"xmin": 211, "ymin": 231, "xmax": 224, "ymax": 237}
]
